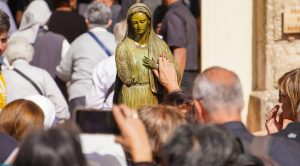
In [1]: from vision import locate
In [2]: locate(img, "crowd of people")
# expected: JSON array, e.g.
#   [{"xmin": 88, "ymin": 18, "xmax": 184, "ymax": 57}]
[{"xmin": 0, "ymin": 0, "xmax": 299, "ymax": 166}]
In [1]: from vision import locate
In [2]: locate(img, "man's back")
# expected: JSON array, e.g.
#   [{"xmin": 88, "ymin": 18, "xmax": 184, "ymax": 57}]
[
  {"xmin": 32, "ymin": 29, "xmax": 66, "ymax": 78},
  {"xmin": 56, "ymin": 28, "xmax": 116, "ymax": 101}
]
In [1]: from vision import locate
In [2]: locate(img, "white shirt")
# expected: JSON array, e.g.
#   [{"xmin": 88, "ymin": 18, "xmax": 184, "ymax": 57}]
[
  {"xmin": 56, "ymin": 27, "xmax": 116, "ymax": 101},
  {"xmin": 85, "ymin": 55, "xmax": 116, "ymax": 110},
  {"xmin": 3, "ymin": 59, "xmax": 70, "ymax": 121}
]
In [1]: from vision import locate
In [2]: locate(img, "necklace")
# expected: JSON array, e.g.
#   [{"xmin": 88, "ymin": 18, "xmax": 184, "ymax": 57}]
[{"xmin": 134, "ymin": 42, "xmax": 147, "ymax": 48}]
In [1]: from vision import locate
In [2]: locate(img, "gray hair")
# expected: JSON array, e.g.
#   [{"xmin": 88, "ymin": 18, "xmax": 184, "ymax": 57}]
[
  {"xmin": 193, "ymin": 66, "xmax": 244, "ymax": 112},
  {"xmin": 4, "ymin": 37, "xmax": 34, "ymax": 64},
  {"xmin": 113, "ymin": 21, "xmax": 127, "ymax": 44},
  {"xmin": 85, "ymin": 1, "xmax": 112, "ymax": 27}
]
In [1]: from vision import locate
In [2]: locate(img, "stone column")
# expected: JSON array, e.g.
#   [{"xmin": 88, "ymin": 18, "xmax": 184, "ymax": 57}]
[{"xmin": 248, "ymin": 0, "xmax": 300, "ymax": 132}]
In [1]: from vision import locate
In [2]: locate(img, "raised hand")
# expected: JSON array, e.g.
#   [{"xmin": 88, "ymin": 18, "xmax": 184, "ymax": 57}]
[
  {"xmin": 124, "ymin": 77, "xmax": 136, "ymax": 86},
  {"xmin": 143, "ymin": 56, "xmax": 158, "ymax": 70},
  {"xmin": 265, "ymin": 105, "xmax": 284, "ymax": 134},
  {"xmin": 152, "ymin": 55, "xmax": 180, "ymax": 93},
  {"xmin": 112, "ymin": 104, "xmax": 153, "ymax": 163}
]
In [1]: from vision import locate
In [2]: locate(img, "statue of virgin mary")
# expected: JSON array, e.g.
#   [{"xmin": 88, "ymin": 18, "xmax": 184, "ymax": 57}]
[{"xmin": 114, "ymin": 3, "xmax": 181, "ymax": 109}]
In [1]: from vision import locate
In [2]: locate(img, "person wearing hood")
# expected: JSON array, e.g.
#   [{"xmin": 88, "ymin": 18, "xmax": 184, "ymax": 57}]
[
  {"xmin": 23, "ymin": 95, "xmax": 56, "ymax": 128},
  {"xmin": 11, "ymin": 0, "xmax": 70, "ymax": 78}
]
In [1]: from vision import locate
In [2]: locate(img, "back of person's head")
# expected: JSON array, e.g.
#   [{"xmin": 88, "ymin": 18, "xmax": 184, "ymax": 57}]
[
  {"xmin": 162, "ymin": 91, "xmax": 197, "ymax": 122},
  {"xmin": 0, "ymin": 99, "xmax": 44, "ymax": 141},
  {"xmin": 0, "ymin": 10, "xmax": 9, "ymax": 33},
  {"xmin": 162, "ymin": 124, "xmax": 263, "ymax": 166},
  {"xmin": 85, "ymin": 1, "xmax": 112, "ymax": 27},
  {"xmin": 113, "ymin": 20, "xmax": 127, "ymax": 43},
  {"xmin": 23, "ymin": 95, "xmax": 56, "ymax": 129},
  {"xmin": 193, "ymin": 66, "xmax": 244, "ymax": 113},
  {"xmin": 278, "ymin": 68, "xmax": 300, "ymax": 119},
  {"xmin": 19, "ymin": 0, "xmax": 51, "ymax": 29},
  {"xmin": 4, "ymin": 37, "xmax": 34, "ymax": 64},
  {"xmin": 138, "ymin": 105, "xmax": 186, "ymax": 163},
  {"xmin": 14, "ymin": 128, "xmax": 87, "ymax": 166}
]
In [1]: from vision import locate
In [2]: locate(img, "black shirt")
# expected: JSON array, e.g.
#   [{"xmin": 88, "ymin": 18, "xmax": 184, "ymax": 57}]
[
  {"xmin": 160, "ymin": 1, "xmax": 199, "ymax": 71},
  {"xmin": 48, "ymin": 11, "xmax": 88, "ymax": 42},
  {"xmin": 273, "ymin": 122, "xmax": 300, "ymax": 144}
]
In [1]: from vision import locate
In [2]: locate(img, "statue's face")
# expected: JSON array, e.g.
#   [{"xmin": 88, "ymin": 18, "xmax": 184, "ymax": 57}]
[{"xmin": 130, "ymin": 12, "xmax": 149, "ymax": 35}]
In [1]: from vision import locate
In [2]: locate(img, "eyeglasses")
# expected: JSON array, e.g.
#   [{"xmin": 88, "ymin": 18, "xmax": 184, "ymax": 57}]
[{"xmin": 279, "ymin": 90, "xmax": 288, "ymax": 100}]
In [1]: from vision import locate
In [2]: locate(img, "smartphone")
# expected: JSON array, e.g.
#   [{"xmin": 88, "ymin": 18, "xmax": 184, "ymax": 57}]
[{"xmin": 75, "ymin": 109, "xmax": 120, "ymax": 135}]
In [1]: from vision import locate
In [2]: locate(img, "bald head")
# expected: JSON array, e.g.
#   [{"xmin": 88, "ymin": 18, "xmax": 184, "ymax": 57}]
[{"xmin": 193, "ymin": 67, "xmax": 243, "ymax": 113}]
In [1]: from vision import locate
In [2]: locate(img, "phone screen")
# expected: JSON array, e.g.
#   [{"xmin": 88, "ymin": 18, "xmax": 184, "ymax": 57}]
[{"xmin": 75, "ymin": 109, "xmax": 120, "ymax": 135}]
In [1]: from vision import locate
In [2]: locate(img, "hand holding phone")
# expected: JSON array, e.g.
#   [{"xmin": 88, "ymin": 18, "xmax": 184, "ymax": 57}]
[{"xmin": 112, "ymin": 104, "xmax": 153, "ymax": 163}]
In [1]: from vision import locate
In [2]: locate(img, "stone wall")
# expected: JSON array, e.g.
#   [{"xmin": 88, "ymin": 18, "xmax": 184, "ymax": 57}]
[{"xmin": 248, "ymin": 0, "xmax": 300, "ymax": 132}]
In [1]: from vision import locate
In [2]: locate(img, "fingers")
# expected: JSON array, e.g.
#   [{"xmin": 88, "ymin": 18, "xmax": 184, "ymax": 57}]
[
  {"xmin": 158, "ymin": 53, "xmax": 170, "ymax": 68},
  {"xmin": 115, "ymin": 135, "xmax": 129, "ymax": 152},
  {"xmin": 158, "ymin": 56, "xmax": 163, "ymax": 69},
  {"xmin": 142, "ymin": 57, "xmax": 151, "ymax": 66},
  {"xmin": 266, "ymin": 105, "xmax": 280, "ymax": 120},
  {"xmin": 278, "ymin": 112, "xmax": 284, "ymax": 126},
  {"xmin": 143, "ymin": 59, "xmax": 149, "ymax": 64},
  {"xmin": 272, "ymin": 105, "xmax": 280, "ymax": 114},
  {"xmin": 119, "ymin": 104, "xmax": 137, "ymax": 117},
  {"xmin": 112, "ymin": 105, "xmax": 126, "ymax": 131},
  {"xmin": 162, "ymin": 55, "xmax": 168, "ymax": 67},
  {"xmin": 115, "ymin": 135, "xmax": 125, "ymax": 145},
  {"xmin": 152, "ymin": 69, "xmax": 159, "ymax": 78}
]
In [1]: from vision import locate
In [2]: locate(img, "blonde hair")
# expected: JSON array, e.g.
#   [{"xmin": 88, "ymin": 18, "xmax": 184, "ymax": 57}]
[
  {"xmin": 0, "ymin": 99, "xmax": 44, "ymax": 141},
  {"xmin": 278, "ymin": 68, "xmax": 300, "ymax": 120},
  {"xmin": 138, "ymin": 105, "xmax": 186, "ymax": 162}
]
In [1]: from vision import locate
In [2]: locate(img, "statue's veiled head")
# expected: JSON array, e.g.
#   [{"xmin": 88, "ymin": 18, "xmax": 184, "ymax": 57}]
[
  {"xmin": 126, "ymin": 3, "xmax": 152, "ymax": 39},
  {"xmin": 131, "ymin": 12, "xmax": 150, "ymax": 35}
]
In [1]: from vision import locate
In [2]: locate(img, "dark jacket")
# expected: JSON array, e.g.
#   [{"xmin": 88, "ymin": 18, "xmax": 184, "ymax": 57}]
[
  {"xmin": 0, "ymin": 132, "xmax": 18, "ymax": 163},
  {"xmin": 273, "ymin": 122, "xmax": 300, "ymax": 144},
  {"xmin": 223, "ymin": 121, "xmax": 300, "ymax": 166}
]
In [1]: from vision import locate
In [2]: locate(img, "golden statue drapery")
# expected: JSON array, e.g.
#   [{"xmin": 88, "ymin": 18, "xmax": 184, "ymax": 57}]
[{"xmin": 114, "ymin": 3, "xmax": 181, "ymax": 109}]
